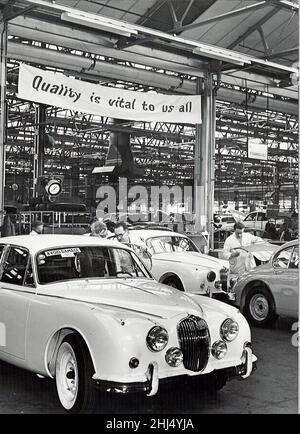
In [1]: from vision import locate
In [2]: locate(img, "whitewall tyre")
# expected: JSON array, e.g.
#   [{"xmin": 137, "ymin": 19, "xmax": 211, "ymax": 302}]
[{"xmin": 55, "ymin": 335, "xmax": 97, "ymax": 413}]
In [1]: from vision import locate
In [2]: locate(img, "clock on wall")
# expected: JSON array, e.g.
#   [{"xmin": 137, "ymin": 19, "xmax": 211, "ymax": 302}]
[{"xmin": 45, "ymin": 179, "xmax": 63, "ymax": 197}]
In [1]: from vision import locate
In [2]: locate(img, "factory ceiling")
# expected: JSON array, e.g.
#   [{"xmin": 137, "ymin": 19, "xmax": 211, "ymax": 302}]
[{"xmin": 0, "ymin": 0, "xmax": 298, "ymax": 201}]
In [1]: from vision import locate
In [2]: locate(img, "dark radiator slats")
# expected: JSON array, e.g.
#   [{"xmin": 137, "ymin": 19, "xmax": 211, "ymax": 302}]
[{"xmin": 177, "ymin": 316, "xmax": 210, "ymax": 372}]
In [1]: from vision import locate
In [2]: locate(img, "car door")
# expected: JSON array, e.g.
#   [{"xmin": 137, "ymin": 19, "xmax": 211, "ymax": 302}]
[
  {"xmin": 0, "ymin": 245, "xmax": 35, "ymax": 360},
  {"xmin": 271, "ymin": 245, "xmax": 298, "ymax": 318},
  {"xmin": 243, "ymin": 212, "xmax": 257, "ymax": 229},
  {"xmin": 255, "ymin": 212, "xmax": 268, "ymax": 230}
]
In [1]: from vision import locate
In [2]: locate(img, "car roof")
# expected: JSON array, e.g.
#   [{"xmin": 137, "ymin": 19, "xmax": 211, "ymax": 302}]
[
  {"xmin": 129, "ymin": 229, "xmax": 187, "ymax": 238},
  {"xmin": 0, "ymin": 234, "xmax": 127, "ymax": 254}
]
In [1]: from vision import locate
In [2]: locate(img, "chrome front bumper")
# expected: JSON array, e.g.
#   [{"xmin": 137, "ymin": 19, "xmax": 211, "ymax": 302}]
[
  {"xmin": 94, "ymin": 362, "xmax": 159, "ymax": 396},
  {"xmin": 94, "ymin": 347, "xmax": 257, "ymax": 396}
]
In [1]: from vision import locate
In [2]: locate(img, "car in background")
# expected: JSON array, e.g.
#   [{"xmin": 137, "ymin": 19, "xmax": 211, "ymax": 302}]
[
  {"xmin": 241, "ymin": 211, "xmax": 269, "ymax": 230},
  {"xmin": 242, "ymin": 211, "xmax": 286, "ymax": 232},
  {"xmin": 213, "ymin": 214, "xmax": 236, "ymax": 231},
  {"xmin": 232, "ymin": 240, "xmax": 299, "ymax": 327},
  {"xmin": 125, "ymin": 229, "xmax": 230, "ymax": 299},
  {"xmin": 0, "ymin": 235, "xmax": 256, "ymax": 413},
  {"xmin": 101, "ymin": 212, "xmax": 149, "ymax": 223}
]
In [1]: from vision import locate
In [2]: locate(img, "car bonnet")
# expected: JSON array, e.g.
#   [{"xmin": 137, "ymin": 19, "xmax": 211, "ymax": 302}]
[
  {"xmin": 37, "ymin": 278, "xmax": 203, "ymax": 320},
  {"xmin": 152, "ymin": 251, "xmax": 228, "ymax": 269}
]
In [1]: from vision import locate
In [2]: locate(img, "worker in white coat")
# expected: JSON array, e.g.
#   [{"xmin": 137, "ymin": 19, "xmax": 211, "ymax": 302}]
[{"xmin": 223, "ymin": 221, "xmax": 262, "ymax": 280}]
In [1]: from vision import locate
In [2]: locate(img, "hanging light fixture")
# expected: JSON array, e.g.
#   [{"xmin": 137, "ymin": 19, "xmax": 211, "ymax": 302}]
[{"xmin": 61, "ymin": 12, "xmax": 138, "ymax": 38}]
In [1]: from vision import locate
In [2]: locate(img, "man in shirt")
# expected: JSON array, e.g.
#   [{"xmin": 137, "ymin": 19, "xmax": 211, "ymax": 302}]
[
  {"xmin": 114, "ymin": 221, "xmax": 150, "ymax": 273},
  {"xmin": 113, "ymin": 222, "xmax": 133, "ymax": 274},
  {"xmin": 114, "ymin": 221, "xmax": 130, "ymax": 244},
  {"xmin": 30, "ymin": 220, "xmax": 44, "ymax": 235},
  {"xmin": 223, "ymin": 221, "xmax": 262, "ymax": 279},
  {"xmin": 90, "ymin": 221, "xmax": 108, "ymax": 238}
]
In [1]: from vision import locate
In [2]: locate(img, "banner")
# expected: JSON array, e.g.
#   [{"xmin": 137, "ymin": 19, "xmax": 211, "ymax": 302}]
[
  {"xmin": 17, "ymin": 64, "xmax": 201, "ymax": 124},
  {"xmin": 248, "ymin": 142, "xmax": 268, "ymax": 160}
]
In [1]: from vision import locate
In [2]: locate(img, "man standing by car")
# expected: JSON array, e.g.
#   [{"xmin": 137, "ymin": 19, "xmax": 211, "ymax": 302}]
[
  {"xmin": 114, "ymin": 222, "xmax": 150, "ymax": 272},
  {"xmin": 114, "ymin": 221, "xmax": 131, "ymax": 244},
  {"xmin": 90, "ymin": 221, "xmax": 108, "ymax": 238},
  {"xmin": 223, "ymin": 221, "xmax": 262, "ymax": 282}
]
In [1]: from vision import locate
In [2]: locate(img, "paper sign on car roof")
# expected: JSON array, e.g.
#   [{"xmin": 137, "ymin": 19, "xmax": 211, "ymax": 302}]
[{"xmin": 45, "ymin": 248, "xmax": 81, "ymax": 257}]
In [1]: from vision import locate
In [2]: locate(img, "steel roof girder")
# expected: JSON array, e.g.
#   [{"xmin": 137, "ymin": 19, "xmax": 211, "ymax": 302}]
[{"xmin": 7, "ymin": 41, "xmax": 299, "ymax": 115}]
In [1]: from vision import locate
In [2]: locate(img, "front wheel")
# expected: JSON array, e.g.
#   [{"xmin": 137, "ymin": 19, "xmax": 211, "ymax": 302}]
[
  {"xmin": 55, "ymin": 334, "xmax": 97, "ymax": 413},
  {"xmin": 244, "ymin": 286, "xmax": 277, "ymax": 327}
]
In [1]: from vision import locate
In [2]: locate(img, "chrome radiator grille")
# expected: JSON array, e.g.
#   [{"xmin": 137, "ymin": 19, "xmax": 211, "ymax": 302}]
[
  {"xmin": 177, "ymin": 316, "xmax": 210, "ymax": 372},
  {"xmin": 220, "ymin": 268, "xmax": 228, "ymax": 292}
]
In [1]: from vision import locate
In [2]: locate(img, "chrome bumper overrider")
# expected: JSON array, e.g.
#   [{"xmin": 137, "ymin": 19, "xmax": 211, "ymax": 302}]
[{"xmin": 241, "ymin": 346, "xmax": 257, "ymax": 379}]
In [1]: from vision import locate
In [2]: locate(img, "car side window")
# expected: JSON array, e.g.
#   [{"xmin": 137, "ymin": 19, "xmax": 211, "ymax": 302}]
[
  {"xmin": 0, "ymin": 246, "xmax": 29, "ymax": 285},
  {"xmin": 0, "ymin": 245, "xmax": 5, "ymax": 262},
  {"xmin": 289, "ymin": 247, "xmax": 299, "ymax": 269},
  {"xmin": 24, "ymin": 259, "xmax": 35, "ymax": 287},
  {"xmin": 245, "ymin": 213, "xmax": 255, "ymax": 221},
  {"xmin": 273, "ymin": 247, "xmax": 293, "ymax": 269},
  {"xmin": 258, "ymin": 213, "xmax": 267, "ymax": 221}
]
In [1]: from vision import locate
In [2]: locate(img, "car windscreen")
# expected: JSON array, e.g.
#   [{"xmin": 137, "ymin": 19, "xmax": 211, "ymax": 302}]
[
  {"xmin": 145, "ymin": 236, "xmax": 198, "ymax": 254},
  {"xmin": 36, "ymin": 246, "xmax": 151, "ymax": 284}
]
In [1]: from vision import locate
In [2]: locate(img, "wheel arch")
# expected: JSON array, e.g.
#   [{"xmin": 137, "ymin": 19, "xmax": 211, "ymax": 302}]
[
  {"xmin": 159, "ymin": 272, "xmax": 185, "ymax": 290},
  {"xmin": 44, "ymin": 327, "xmax": 96, "ymax": 379}
]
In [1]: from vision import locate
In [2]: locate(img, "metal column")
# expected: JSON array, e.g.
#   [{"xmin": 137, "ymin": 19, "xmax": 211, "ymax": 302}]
[
  {"xmin": 208, "ymin": 80, "xmax": 216, "ymax": 251},
  {"xmin": 33, "ymin": 104, "xmax": 46, "ymax": 197},
  {"xmin": 0, "ymin": 18, "xmax": 7, "ymax": 225},
  {"xmin": 194, "ymin": 73, "xmax": 215, "ymax": 252}
]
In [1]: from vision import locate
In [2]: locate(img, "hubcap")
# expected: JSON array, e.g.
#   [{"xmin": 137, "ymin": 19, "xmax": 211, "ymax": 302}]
[
  {"xmin": 56, "ymin": 342, "xmax": 79, "ymax": 410},
  {"xmin": 249, "ymin": 294, "xmax": 269, "ymax": 321}
]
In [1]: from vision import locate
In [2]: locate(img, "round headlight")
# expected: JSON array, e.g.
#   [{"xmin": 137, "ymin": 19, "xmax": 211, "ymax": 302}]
[
  {"xmin": 165, "ymin": 347, "xmax": 183, "ymax": 367},
  {"xmin": 220, "ymin": 318, "xmax": 239, "ymax": 342},
  {"xmin": 211, "ymin": 340, "xmax": 227, "ymax": 359},
  {"xmin": 146, "ymin": 326, "xmax": 168, "ymax": 352},
  {"xmin": 207, "ymin": 271, "xmax": 216, "ymax": 282}
]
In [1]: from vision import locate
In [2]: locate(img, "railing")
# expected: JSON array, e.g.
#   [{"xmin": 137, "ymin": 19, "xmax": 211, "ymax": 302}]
[{"xmin": 6, "ymin": 211, "xmax": 92, "ymax": 235}]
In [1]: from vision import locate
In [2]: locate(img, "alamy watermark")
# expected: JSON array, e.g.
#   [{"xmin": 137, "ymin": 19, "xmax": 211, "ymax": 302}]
[
  {"xmin": 0, "ymin": 321, "xmax": 6, "ymax": 347},
  {"xmin": 95, "ymin": 177, "xmax": 197, "ymax": 222},
  {"xmin": 291, "ymin": 322, "xmax": 299, "ymax": 348}
]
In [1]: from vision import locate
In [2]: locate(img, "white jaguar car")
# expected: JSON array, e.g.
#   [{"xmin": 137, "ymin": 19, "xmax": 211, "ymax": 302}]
[
  {"xmin": 0, "ymin": 235, "xmax": 256, "ymax": 413},
  {"xmin": 127, "ymin": 229, "xmax": 230, "ymax": 299}
]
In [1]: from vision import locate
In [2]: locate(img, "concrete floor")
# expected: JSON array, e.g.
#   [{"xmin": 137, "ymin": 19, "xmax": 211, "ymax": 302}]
[{"xmin": 0, "ymin": 318, "xmax": 298, "ymax": 414}]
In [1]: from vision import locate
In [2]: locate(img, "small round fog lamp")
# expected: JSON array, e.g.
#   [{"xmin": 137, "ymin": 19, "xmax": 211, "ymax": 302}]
[
  {"xmin": 211, "ymin": 340, "xmax": 227, "ymax": 360},
  {"xmin": 165, "ymin": 347, "xmax": 184, "ymax": 367}
]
